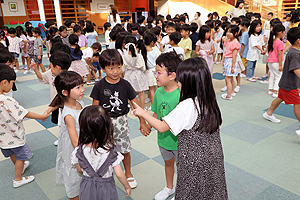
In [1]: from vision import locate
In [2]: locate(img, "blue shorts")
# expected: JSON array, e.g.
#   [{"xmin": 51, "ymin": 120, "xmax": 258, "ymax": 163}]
[
  {"xmin": 34, "ymin": 55, "xmax": 43, "ymax": 64},
  {"xmin": 1, "ymin": 143, "xmax": 33, "ymax": 160},
  {"xmin": 12, "ymin": 52, "xmax": 19, "ymax": 58}
]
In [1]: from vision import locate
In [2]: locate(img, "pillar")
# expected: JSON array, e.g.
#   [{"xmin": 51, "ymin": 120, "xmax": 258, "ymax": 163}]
[
  {"xmin": 37, "ymin": 0, "xmax": 46, "ymax": 21},
  {"xmin": 54, "ymin": 0, "xmax": 62, "ymax": 27}
]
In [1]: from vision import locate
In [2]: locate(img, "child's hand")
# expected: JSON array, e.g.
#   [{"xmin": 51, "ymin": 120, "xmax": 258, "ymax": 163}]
[
  {"xmin": 90, "ymin": 65, "xmax": 95, "ymax": 70},
  {"xmin": 41, "ymin": 110, "xmax": 51, "ymax": 121},
  {"xmin": 125, "ymin": 187, "xmax": 131, "ymax": 197},
  {"xmin": 279, "ymin": 66, "xmax": 283, "ymax": 72},
  {"xmin": 132, "ymin": 102, "xmax": 145, "ymax": 117},
  {"xmin": 139, "ymin": 122, "xmax": 151, "ymax": 136},
  {"xmin": 30, "ymin": 63, "xmax": 38, "ymax": 71},
  {"xmin": 38, "ymin": 55, "xmax": 41, "ymax": 60},
  {"xmin": 231, "ymin": 67, "xmax": 235, "ymax": 74},
  {"xmin": 221, "ymin": 60, "xmax": 224, "ymax": 66}
]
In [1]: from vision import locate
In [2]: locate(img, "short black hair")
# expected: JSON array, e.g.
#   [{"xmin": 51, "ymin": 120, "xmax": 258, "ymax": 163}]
[
  {"xmin": 240, "ymin": 19, "xmax": 250, "ymax": 27},
  {"xmin": 0, "ymin": 49, "xmax": 15, "ymax": 63},
  {"xmin": 130, "ymin": 23, "xmax": 139, "ymax": 31},
  {"xmin": 99, "ymin": 49, "xmax": 123, "ymax": 69},
  {"xmin": 32, "ymin": 27, "xmax": 41, "ymax": 35},
  {"xmin": 50, "ymin": 51, "xmax": 71, "ymax": 70},
  {"xmin": 1, "ymin": 26, "xmax": 8, "ymax": 31},
  {"xmin": 73, "ymin": 24, "xmax": 82, "ymax": 33},
  {"xmin": 138, "ymin": 16, "xmax": 145, "ymax": 24},
  {"xmin": 25, "ymin": 22, "xmax": 32, "ymax": 28},
  {"xmin": 196, "ymin": 12, "xmax": 201, "ymax": 17},
  {"xmin": 156, "ymin": 51, "xmax": 182, "ymax": 73},
  {"xmin": 205, "ymin": 20, "xmax": 214, "ymax": 29},
  {"xmin": 124, "ymin": 16, "xmax": 131, "ymax": 22},
  {"xmin": 93, "ymin": 52, "xmax": 100, "ymax": 57},
  {"xmin": 287, "ymin": 27, "xmax": 300, "ymax": 45},
  {"xmin": 109, "ymin": 29, "xmax": 118, "ymax": 40},
  {"xmin": 91, "ymin": 42, "xmax": 102, "ymax": 51},
  {"xmin": 0, "ymin": 64, "xmax": 16, "ymax": 82},
  {"xmin": 169, "ymin": 32, "xmax": 182, "ymax": 44},
  {"xmin": 150, "ymin": 26, "xmax": 161, "ymax": 36},
  {"xmin": 8, "ymin": 28, "xmax": 16, "ymax": 34},
  {"xmin": 166, "ymin": 22, "xmax": 176, "ymax": 29},
  {"xmin": 166, "ymin": 14, "xmax": 172, "ymax": 21},
  {"xmin": 190, "ymin": 22, "xmax": 198, "ymax": 33},
  {"xmin": 179, "ymin": 15, "xmax": 185, "ymax": 23},
  {"xmin": 268, "ymin": 12, "xmax": 274, "ymax": 16},
  {"xmin": 59, "ymin": 26, "xmax": 67, "ymax": 32},
  {"xmin": 138, "ymin": 26, "xmax": 147, "ymax": 36},
  {"xmin": 221, "ymin": 16, "xmax": 228, "ymax": 22},
  {"xmin": 253, "ymin": 13, "xmax": 261, "ymax": 19},
  {"xmin": 64, "ymin": 20, "xmax": 73, "ymax": 28},
  {"xmin": 104, "ymin": 22, "xmax": 111, "ymax": 31},
  {"xmin": 231, "ymin": 17, "xmax": 241, "ymax": 25},
  {"xmin": 50, "ymin": 42, "xmax": 70, "ymax": 54},
  {"xmin": 245, "ymin": 12, "xmax": 253, "ymax": 20},
  {"xmin": 180, "ymin": 24, "xmax": 191, "ymax": 32},
  {"xmin": 51, "ymin": 35, "xmax": 63, "ymax": 46}
]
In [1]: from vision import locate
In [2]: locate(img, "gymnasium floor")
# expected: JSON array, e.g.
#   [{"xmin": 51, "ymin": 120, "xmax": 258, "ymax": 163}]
[{"xmin": 1, "ymin": 38, "xmax": 300, "ymax": 200}]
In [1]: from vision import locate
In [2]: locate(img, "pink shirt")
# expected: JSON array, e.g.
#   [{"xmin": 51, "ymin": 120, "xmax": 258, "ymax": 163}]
[
  {"xmin": 224, "ymin": 39, "xmax": 241, "ymax": 58},
  {"xmin": 267, "ymin": 40, "xmax": 285, "ymax": 63}
]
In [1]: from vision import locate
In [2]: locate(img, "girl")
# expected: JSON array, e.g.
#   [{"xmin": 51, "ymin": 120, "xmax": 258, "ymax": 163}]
[
  {"xmin": 71, "ymin": 105, "xmax": 131, "ymax": 199},
  {"xmin": 16, "ymin": 26, "xmax": 29, "ymax": 74},
  {"xmin": 221, "ymin": 25, "xmax": 241, "ymax": 100},
  {"xmin": 214, "ymin": 20, "xmax": 223, "ymax": 64},
  {"xmin": 74, "ymin": 24, "xmax": 88, "ymax": 50},
  {"xmin": 195, "ymin": 25, "xmax": 215, "ymax": 76},
  {"xmin": 246, "ymin": 20, "xmax": 266, "ymax": 82},
  {"xmin": 26, "ymin": 27, "xmax": 35, "ymax": 69},
  {"xmin": 266, "ymin": 24, "xmax": 285, "ymax": 98},
  {"xmin": 0, "ymin": 30, "xmax": 9, "ymax": 50},
  {"xmin": 107, "ymin": 4, "xmax": 121, "ymax": 28},
  {"xmin": 50, "ymin": 71, "xmax": 85, "ymax": 200},
  {"xmin": 68, "ymin": 34, "xmax": 90, "ymax": 83},
  {"xmin": 143, "ymin": 31, "xmax": 159, "ymax": 109},
  {"xmin": 49, "ymin": 26, "xmax": 59, "ymax": 50},
  {"xmin": 115, "ymin": 32, "xmax": 130, "ymax": 57},
  {"xmin": 123, "ymin": 35, "xmax": 149, "ymax": 109},
  {"xmin": 7, "ymin": 27, "xmax": 25, "ymax": 73},
  {"xmin": 85, "ymin": 21, "xmax": 98, "ymax": 47},
  {"xmin": 133, "ymin": 57, "xmax": 228, "ymax": 200}
]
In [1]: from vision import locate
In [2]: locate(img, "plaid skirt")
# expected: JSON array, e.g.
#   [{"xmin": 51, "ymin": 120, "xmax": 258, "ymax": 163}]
[{"xmin": 223, "ymin": 57, "xmax": 238, "ymax": 77}]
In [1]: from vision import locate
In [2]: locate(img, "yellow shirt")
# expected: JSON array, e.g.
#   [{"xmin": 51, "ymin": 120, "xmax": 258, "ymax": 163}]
[{"xmin": 178, "ymin": 38, "xmax": 192, "ymax": 59}]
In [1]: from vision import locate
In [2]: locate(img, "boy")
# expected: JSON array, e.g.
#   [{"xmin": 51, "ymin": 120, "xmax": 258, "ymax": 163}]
[
  {"xmin": 189, "ymin": 22, "xmax": 199, "ymax": 58},
  {"xmin": 82, "ymin": 42, "xmax": 102, "ymax": 85},
  {"xmin": 138, "ymin": 16, "xmax": 146, "ymax": 27},
  {"xmin": 151, "ymin": 52, "xmax": 182, "ymax": 200},
  {"xmin": 92, "ymin": 52, "xmax": 102, "ymax": 79},
  {"xmin": 161, "ymin": 22, "xmax": 176, "ymax": 53},
  {"xmin": 231, "ymin": 17, "xmax": 240, "ymax": 25},
  {"xmin": 166, "ymin": 32, "xmax": 185, "ymax": 59},
  {"xmin": 263, "ymin": 27, "xmax": 300, "ymax": 125},
  {"xmin": 263, "ymin": 12, "xmax": 273, "ymax": 36},
  {"xmin": 104, "ymin": 22, "xmax": 111, "ymax": 49},
  {"xmin": 32, "ymin": 27, "xmax": 46, "ymax": 72},
  {"xmin": 179, "ymin": 24, "xmax": 192, "ymax": 59},
  {"xmin": 0, "ymin": 49, "xmax": 17, "ymax": 97},
  {"xmin": 131, "ymin": 23, "xmax": 140, "ymax": 40},
  {"xmin": 59, "ymin": 26, "xmax": 70, "ymax": 47},
  {"xmin": 124, "ymin": 16, "xmax": 132, "ymax": 31},
  {"xmin": 0, "ymin": 64, "xmax": 49, "ymax": 188},
  {"xmin": 239, "ymin": 19, "xmax": 250, "ymax": 76},
  {"xmin": 91, "ymin": 49, "xmax": 151, "ymax": 189}
]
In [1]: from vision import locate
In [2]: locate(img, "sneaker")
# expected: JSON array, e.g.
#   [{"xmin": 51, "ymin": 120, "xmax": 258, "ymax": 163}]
[
  {"xmin": 253, "ymin": 76, "xmax": 260, "ymax": 80},
  {"xmin": 13, "ymin": 176, "xmax": 35, "ymax": 188},
  {"xmin": 87, "ymin": 82, "xmax": 95, "ymax": 85},
  {"xmin": 53, "ymin": 140, "xmax": 58, "ymax": 146},
  {"xmin": 221, "ymin": 86, "xmax": 227, "ymax": 92},
  {"xmin": 263, "ymin": 112, "xmax": 281, "ymax": 123},
  {"xmin": 260, "ymin": 80, "xmax": 269, "ymax": 84},
  {"xmin": 155, "ymin": 186, "xmax": 175, "ymax": 200},
  {"xmin": 262, "ymin": 74, "xmax": 268, "ymax": 78},
  {"xmin": 127, "ymin": 177, "xmax": 137, "ymax": 189},
  {"xmin": 295, "ymin": 130, "xmax": 300, "ymax": 141},
  {"xmin": 23, "ymin": 70, "xmax": 30, "ymax": 74},
  {"xmin": 145, "ymin": 97, "xmax": 151, "ymax": 104},
  {"xmin": 272, "ymin": 93, "xmax": 278, "ymax": 98},
  {"xmin": 221, "ymin": 93, "xmax": 233, "ymax": 100},
  {"xmin": 22, "ymin": 161, "xmax": 30, "ymax": 174},
  {"xmin": 14, "ymin": 69, "xmax": 19, "ymax": 73},
  {"xmin": 231, "ymin": 93, "xmax": 236, "ymax": 97},
  {"xmin": 234, "ymin": 86, "xmax": 240, "ymax": 93},
  {"xmin": 216, "ymin": 61, "xmax": 221, "ymax": 64},
  {"xmin": 247, "ymin": 78, "xmax": 256, "ymax": 82},
  {"xmin": 268, "ymin": 91, "xmax": 273, "ymax": 95},
  {"xmin": 240, "ymin": 73, "xmax": 246, "ymax": 78}
]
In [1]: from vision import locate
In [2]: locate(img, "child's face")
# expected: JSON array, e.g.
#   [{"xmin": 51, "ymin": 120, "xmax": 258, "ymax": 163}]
[
  {"xmin": 251, "ymin": 16, "xmax": 255, "ymax": 22},
  {"xmin": 129, "ymin": 18, "xmax": 133, "ymax": 23},
  {"xmin": 92, "ymin": 56, "xmax": 99, "ymax": 63},
  {"xmin": 157, "ymin": 20, "xmax": 162, "ymax": 27},
  {"xmin": 154, "ymin": 64, "xmax": 173, "ymax": 87},
  {"xmin": 9, "ymin": 33, "xmax": 16, "ymax": 37},
  {"xmin": 103, "ymin": 64, "xmax": 122, "ymax": 82},
  {"xmin": 50, "ymin": 63, "xmax": 62, "ymax": 76},
  {"xmin": 1, "ymin": 80, "xmax": 14, "ymax": 93},
  {"xmin": 278, "ymin": 31, "xmax": 285, "ymax": 39},
  {"xmin": 75, "ymin": 30, "xmax": 81, "ymax": 36},
  {"xmin": 32, "ymin": 32, "xmax": 39, "ymax": 37},
  {"xmin": 287, "ymin": 16, "xmax": 291, "ymax": 21},
  {"xmin": 4, "ymin": 30, "xmax": 8, "ymax": 35},
  {"xmin": 92, "ymin": 48, "xmax": 99, "ymax": 54},
  {"xmin": 68, "ymin": 84, "xmax": 85, "ymax": 100},
  {"xmin": 213, "ymin": 15, "xmax": 218, "ymax": 20},
  {"xmin": 205, "ymin": 31, "xmax": 211, "ymax": 40},
  {"xmin": 226, "ymin": 29, "xmax": 235, "ymax": 39},
  {"xmin": 132, "ymin": 30, "xmax": 138, "ymax": 35},
  {"xmin": 107, "ymin": 26, "xmax": 111, "ymax": 31},
  {"xmin": 153, "ymin": 20, "xmax": 156, "ymax": 24},
  {"xmin": 166, "ymin": 27, "xmax": 176, "ymax": 36},
  {"xmin": 71, "ymin": 22, "xmax": 76, "ymax": 28},
  {"xmin": 60, "ymin": 30, "xmax": 68, "ymax": 38},
  {"xmin": 267, "ymin": 14, "xmax": 273, "ymax": 21},
  {"xmin": 255, "ymin": 24, "xmax": 262, "ymax": 33},
  {"xmin": 180, "ymin": 29, "xmax": 189, "ymax": 38}
]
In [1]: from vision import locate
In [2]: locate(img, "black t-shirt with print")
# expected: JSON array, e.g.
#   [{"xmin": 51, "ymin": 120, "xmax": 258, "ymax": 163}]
[{"xmin": 90, "ymin": 78, "xmax": 137, "ymax": 117}]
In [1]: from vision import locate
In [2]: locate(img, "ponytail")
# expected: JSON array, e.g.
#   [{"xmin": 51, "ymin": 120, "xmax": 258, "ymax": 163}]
[
  {"xmin": 4, "ymin": 36, "xmax": 9, "ymax": 48},
  {"xmin": 140, "ymin": 42, "xmax": 147, "ymax": 69},
  {"xmin": 128, "ymin": 44, "xmax": 137, "ymax": 57},
  {"xmin": 268, "ymin": 30, "xmax": 274, "ymax": 52},
  {"xmin": 74, "ymin": 44, "xmax": 80, "ymax": 54},
  {"xmin": 268, "ymin": 24, "xmax": 285, "ymax": 53}
]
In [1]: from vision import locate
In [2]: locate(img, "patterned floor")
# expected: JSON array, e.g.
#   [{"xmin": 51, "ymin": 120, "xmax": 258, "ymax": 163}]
[{"xmin": 1, "ymin": 40, "xmax": 300, "ymax": 200}]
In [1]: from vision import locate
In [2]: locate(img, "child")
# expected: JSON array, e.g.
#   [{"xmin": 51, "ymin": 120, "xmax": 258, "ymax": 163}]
[
  {"xmin": 178, "ymin": 24, "xmax": 192, "ymax": 59},
  {"xmin": 16, "ymin": 26, "xmax": 28, "ymax": 73},
  {"xmin": 283, "ymin": 14, "xmax": 291, "ymax": 43},
  {"xmin": 73, "ymin": 24, "xmax": 88, "ymax": 50},
  {"xmin": 239, "ymin": 19, "xmax": 250, "ymax": 76},
  {"xmin": 82, "ymin": 42, "xmax": 102, "ymax": 84},
  {"xmin": 50, "ymin": 71, "xmax": 85, "ymax": 200},
  {"xmin": 189, "ymin": 23, "xmax": 199, "ymax": 58},
  {"xmin": 32, "ymin": 27, "xmax": 46, "ymax": 72},
  {"xmin": 221, "ymin": 25, "xmax": 241, "ymax": 100},
  {"xmin": 71, "ymin": 105, "xmax": 131, "ymax": 199},
  {"xmin": 85, "ymin": 21, "xmax": 98, "ymax": 47},
  {"xmin": 0, "ymin": 29, "xmax": 9, "ymax": 49},
  {"xmin": 166, "ymin": 32, "xmax": 185, "ymax": 59},
  {"xmin": 91, "ymin": 52, "xmax": 102, "ymax": 80},
  {"xmin": 59, "ymin": 26, "xmax": 70, "ymax": 47},
  {"xmin": 246, "ymin": 20, "xmax": 266, "ymax": 82},
  {"xmin": 26, "ymin": 27, "xmax": 36, "ymax": 68},
  {"xmin": 44, "ymin": 21, "xmax": 55, "ymax": 58},
  {"xmin": 7, "ymin": 28, "xmax": 25, "ymax": 73},
  {"xmin": 133, "ymin": 57, "xmax": 228, "ymax": 200},
  {"xmin": 1, "ymin": 25, "xmax": 8, "ymax": 35},
  {"xmin": 213, "ymin": 20, "xmax": 224, "ymax": 64},
  {"xmin": 263, "ymin": 12, "xmax": 273, "ymax": 38},
  {"xmin": 69, "ymin": 34, "xmax": 90, "ymax": 84},
  {"xmin": 266, "ymin": 24, "xmax": 285, "ymax": 98},
  {"xmin": 24, "ymin": 22, "xmax": 32, "ymax": 28},
  {"xmin": 195, "ymin": 25, "xmax": 215, "ymax": 75},
  {"xmin": 137, "ymin": 26, "xmax": 147, "ymax": 51},
  {"xmin": 0, "ymin": 64, "xmax": 50, "ymax": 188},
  {"xmin": 161, "ymin": 22, "xmax": 176, "ymax": 53},
  {"xmin": 90, "ymin": 49, "xmax": 151, "ymax": 189},
  {"xmin": 104, "ymin": 22, "xmax": 111, "ymax": 49},
  {"xmin": 263, "ymin": 27, "xmax": 300, "ymax": 125},
  {"xmin": 124, "ymin": 16, "xmax": 132, "ymax": 31},
  {"xmin": 130, "ymin": 23, "xmax": 140, "ymax": 40},
  {"xmin": 123, "ymin": 35, "xmax": 149, "ymax": 109},
  {"xmin": 150, "ymin": 52, "xmax": 182, "ymax": 200},
  {"xmin": 138, "ymin": 16, "xmax": 146, "ymax": 27}
]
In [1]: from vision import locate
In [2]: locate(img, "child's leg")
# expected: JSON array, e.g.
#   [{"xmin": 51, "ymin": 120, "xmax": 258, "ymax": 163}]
[
  {"xmin": 87, "ymin": 73, "xmax": 92, "ymax": 83},
  {"xmin": 225, "ymin": 76, "xmax": 233, "ymax": 97},
  {"xmin": 14, "ymin": 159, "xmax": 25, "ymax": 181},
  {"xmin": 231, "ymin": 76, "xmax": 235, "ymax": 92},
  {"xmin": 122, "ymin": 152, "xmax": 133, "ymax": 179},
  {"xmin": 164, "ymin": 157, "xmax": 175, "ymax": 189},
  {"xmin": 15, "ymin": 58, "xmax": 19, "ymax": 70},
  {"xmin": 137, "ymin": 91, "xmax": 145, "ymax": 109},
  {"xmin": 268, "ymin": 63, "xmax": 275, "ymax": 93},
  {"xmin": 294, "ymin": 104, "xmax": 300, "ymax": 121},
  {"xmin": 69, "ymin": 196, "xmax": 79, "ymax": 200},
  {"xmin": 266, "ymin": 98, "xmax": 284, "ymax": 116},
  {"xmin": 149, "ymin": 86, "xmax": 156, "ymax": 105},
  {"xmin": 246, "ymin": 60, "xmax": 253, "ymax": 78},
  {"xmin": 251, "ymin": 61, "xmax": 257, "ymax": 77},
  {"xmin": 235, "ymin": 73, "xmax": 240, "ymax": 87},
  {"xmin": 91, "ymin": 70, "xmax": 97, "ymax": 79},
  {"xmin": 213, "ymin": 54, "xmax": 216, "ymax": 63},
  {"xmin": 21, "ymin": 55, "xmax": 26, "ymax": 67},
  {"xmin": 217, "ymin": 53, "xmax": 223, "ymax": 62}
]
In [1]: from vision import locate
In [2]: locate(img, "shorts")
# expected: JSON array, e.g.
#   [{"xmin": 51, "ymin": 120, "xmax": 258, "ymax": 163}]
[
  {"xmin": 34, "ymin": 55, "xmax": 43, "ymax": 64},
  {"xmin": 159, "ymin": 146, "xmax": 178, "ymax": 163},
  {"xmin": 12, "ymin": 52, "xmax": 19, "ymax": 58},
  {"xmin": 1, "ymin": 144, "xmax": 33, "ymax": 160},
  {"xmin": 111, "ymin": 114, "xmax": 131, "ymax": 154},
  {"xmin": 241, "ymin": 58, "xmax": 247, "ymax": 70},
  {"xmin": 278, "ymin": 88, "xmax": 300, "ymax": 105},
  {"xmin": 21, "ymin": 49, "xmax": 28, "ymax": 57}
]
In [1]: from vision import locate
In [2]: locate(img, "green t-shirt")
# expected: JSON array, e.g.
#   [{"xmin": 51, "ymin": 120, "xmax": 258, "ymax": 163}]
[
  {"xmin": 151, "ymin": 86, "xmax": 180, "ymax": 150},
  {"xmin": 178, "ymin": 37, "xmax": 192, "ymax": 59}
]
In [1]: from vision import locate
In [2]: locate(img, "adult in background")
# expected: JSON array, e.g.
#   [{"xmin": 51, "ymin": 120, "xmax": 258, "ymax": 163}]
[
  {"xmin": 107, "ymin": 4, "xmax": 121, "ymax": 29},
  {"xmin": 190, "ymin": 12, "xmax": 202, "ymax": 32},
  {"xmin": 227, "ymin": 0, "xmax": 246, "ymax": 18}
]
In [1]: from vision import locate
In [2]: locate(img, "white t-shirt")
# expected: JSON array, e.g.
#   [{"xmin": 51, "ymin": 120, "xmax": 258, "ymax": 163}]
[
  {"xmin": 165, "ymin": 46, "xmax": 186, "ymax": 59},
  {"xmin": 39, "ymin": 70, "xmax": 57, "ymax": 101},
  {"xmin": 107, "ymin": 14, "xmax": 121, "ymax": 28},
  {"xmin": 105, "ymin": 30, "xmax": 110, "ymax": 45},
  {"xmin": 81, "ymin": 47, "xmax": 94, "ymax": 65},
  {"xmin": 161, "ymin": 35, "xmax": 172, "ymax": 53},
  {"xmin": 71, "ymin": 145, "xmax": 124, "ymax": 178},
  {"xmin": 7, "ymin": 36, "xmax": 23, "ymax": 54},
  {"xmin": 246, "ymin": 34, "xmax": 264, "ymax": 62},
  {"xmin": 163, "ymin": 98, "xmax": 199, "ymax": 136}
]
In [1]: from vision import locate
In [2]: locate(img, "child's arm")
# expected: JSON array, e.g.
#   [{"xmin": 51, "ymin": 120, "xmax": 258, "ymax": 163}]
[
  {"xmin": 76, "ymin": 163, "xmax": 83, "ymax": 174},
  {"xmin": 254, "ymin": 45, "xmax": 265, "ymax": 54},
  {"xmin": 86, "ymin": 57, "xmax": 95, "ymax": 70},
  {"xmin": 294, "ymin": 69, "xmax": 300, "ymax": 79},
  {"xmin": 240, "ymin": 44, "xmax": 245, "ymax": 57},
  {"xmin": 207, "ymin": 43, "xmax": 215, "ymax": 54},
  {"xmin": 25, "ymin": 111, "xmax": 50, "ymax": 120},
  {"xmin": 65, "ymin": 115, "xmax": 79, "ymax": 148},
  {"xmin": 195, "ymin": 45, "xmax": 200, "ymax": 55},
  {"xmin": 30, "ymin": 63, "xmax": 43, "ymax": 80},
  {"xmin": 113, "ymin": 164, "xmax": 131, "ymax": 197},
  {"xmin": 278, "ymin": 50, "xmax": 283, "ymax": 71},
  {"xmin": 38, "ymin": 45, "xmax": 42, "ymax": 60},
  {"xmin": 284, "ymin": 44, "xmax": 292, "ymax": 54},
  {"xmin": 232, "ymin": 49, "xmax": 238, "ymax": 74},
  {"xmin": 130, "ymin": 98, "xmax": 151, "ymax": 136}
]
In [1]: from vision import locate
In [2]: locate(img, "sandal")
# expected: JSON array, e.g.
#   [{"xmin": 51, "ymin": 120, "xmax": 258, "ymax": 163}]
[
  {"xmin": 221, "ymin": 93, "xmax": 233, "ymax": 100},
  {"xmin": 127, "ymin": 177, "xmax": 137, "ymax": 189}
]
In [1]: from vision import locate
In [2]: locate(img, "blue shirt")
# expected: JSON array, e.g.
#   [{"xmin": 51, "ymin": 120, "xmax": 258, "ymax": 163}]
[
  {"xmin": 70, "ymin": 47, "xmax": 83, "ymax": 61},
  {"xmin": 92, "ymin": 61, "xmax": 101, "ymax": 71},
  {"xmin": 240, "ymin": 31, "xmax": 249, "ymax": 58},
  {"xmin": 189, "ymin": 32, "xmax": 199, "ymax": 50}
]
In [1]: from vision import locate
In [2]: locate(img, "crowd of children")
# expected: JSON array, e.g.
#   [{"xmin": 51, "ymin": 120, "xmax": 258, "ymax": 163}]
[{"xmin": 1, "ymin": 2, "xmax": 300, "ymax": 200}]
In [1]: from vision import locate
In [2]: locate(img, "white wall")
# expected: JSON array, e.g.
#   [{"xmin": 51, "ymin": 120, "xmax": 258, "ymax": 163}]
[
  {"xmin": 158, "ymin": 0, "xmax": 168, "ymax": 18},
  {"xmin": 1, "ymin": 0, "xmax": 26, "ymax": 16},
  {"xmin": 90, "ymin": 0, "xmax": 114, "ymax": 14}
]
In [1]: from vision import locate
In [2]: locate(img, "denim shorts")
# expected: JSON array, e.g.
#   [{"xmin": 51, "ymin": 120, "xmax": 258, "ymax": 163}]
[
  {"xmin": 159, "ymin": 146, "xmax": 178, "ymax": 163},
  {"xmin": 12, "ymin": 52, "xmax": 19, "ymax": 58},
  {"xmin": 1, "ymin": 143, "xmax": 33, "ymax": 160},
  {"xmin": 35, "ymin": 55, "xmax": 42, "ymax": 64}
]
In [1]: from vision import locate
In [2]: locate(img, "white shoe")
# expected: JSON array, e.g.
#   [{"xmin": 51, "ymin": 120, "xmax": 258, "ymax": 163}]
[
  {"xmin": 13, "ymin": 176, "xmax": 35, "ymax": 188},
  {"xmin": 22, "ymin": 161, "xmax": 30, "ymax": 174},
  {"xmin": 234, "ymin": 86, "xmax": 240, "ymax": 93},
  {"xmin": 221, "ymin": 86, "xmax": 227, "ymax": 92},
  {"xmin": 295, "ymin": 130, "xmax": 300, "ymax": 141},
  {"xmin": 263, "ymin": 112, "xmax": 281, "ymax": 123},
  {"xmin": 262, "ymin": 74, "xmax": 268, "ymax": 78},
  {"xmin": 260, "ymin": 80, "xmax": 269, "ymax": 84},
  {"xmin": 23, "ymin": 70, "xmax": 30, "ymax": 74},
  {"xmin": 272, "ymin": 93, "xmax": 278, "ymax": 98},
  {"xmin": 240, "ymin": 73, "xmax": 246, "ymax": 78},
  {"xmin": 231, "ymin": 93, "xmax": 236, "ymax": 97},
  {"xmin": 14, "ymin": 69, "xmax": 19, "ymax": 73},
  {"xmin": 221, "ymin": 93, "xmax": 233, "ymax": 100},
  {"xmin": 87, "ymin": 82, "xmax": 95, "ymax": 85},
  {"xmin": 155, "ymin": 186, "xmax": 175, "ymax": 200},
  {"xmin": 145, "ymin": 97, "xmax": 151, "ymax": 104},
  {"xmin": 127, "ymin": 177, "xmax": 137, "ymax": 189},
  {"xmin": 53, "ymin": 140, "xmax": 58, "ymax": 146},
  {"xmin": 268, "ymin": 91, "xmax": 273, "ymax": 95}
]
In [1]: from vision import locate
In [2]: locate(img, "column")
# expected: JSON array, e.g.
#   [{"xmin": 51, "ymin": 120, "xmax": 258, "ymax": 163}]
[
  {"xmin": 54, "ymin": 0, "xmax": 62, "ymax": 27},
  {"xmin": 37, "ymin": 0, "xmax": 46, "ymax": 21}
]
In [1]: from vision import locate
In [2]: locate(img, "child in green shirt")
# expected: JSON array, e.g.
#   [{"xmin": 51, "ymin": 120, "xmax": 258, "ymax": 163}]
[{"xmin": 179, "ymin": 24, "xmax": 192, "ymax": 59}]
